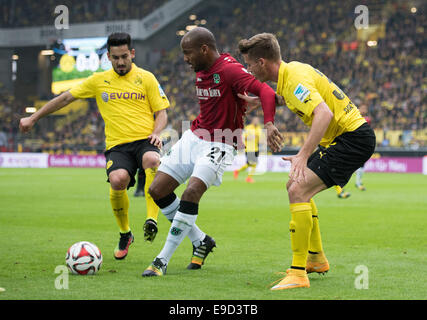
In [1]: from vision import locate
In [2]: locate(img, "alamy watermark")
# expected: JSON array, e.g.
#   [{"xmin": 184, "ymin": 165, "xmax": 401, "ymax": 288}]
[
  {"xmin": 54, "ymin": 263, "xmax": 370, "ymax": 290},
  {"xmin": 354, "ymin": 5, "xmax": 369, "ymax": 29},
  {"xmin": 354, "ymin": 265, "xmax": 369, "ymax": 289},
  {"xmin": 54, "ymin": 265, "xmax": 69, "ymax": 290},
  {"xmin": 54, "ymin": 5, "xmax": 69, "ymax": 30},
  {"xmin": 159, "ymin": 121, "xmax": 269, "ymax": 175}
]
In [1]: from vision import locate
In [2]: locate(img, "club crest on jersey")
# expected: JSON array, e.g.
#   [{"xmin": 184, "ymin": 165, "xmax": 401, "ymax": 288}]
[
  {"xmin": 213, "ymin": 73, "xmax": 220, "ymax": 84},
  {"xmin": 101, "ymin": 92, "xmax": 109, "ymax": 102},
  {"xmin": 106, "ymin": 160, "xmax": 113, "ymax": 170},
  {"xmin": 293, "ymin": 83, "xmax": 310, "ymax": 103},
  {"xmin": 134, "ymin": 77, "xmax": 142, "ymax": 85}
]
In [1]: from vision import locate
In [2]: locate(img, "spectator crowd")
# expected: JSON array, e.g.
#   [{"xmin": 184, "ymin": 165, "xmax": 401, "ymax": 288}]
[
  {"xmin": 1, "ymin": 0, "xmax": 167, "ymax": 27},
  {"xmin": 0, "ymin": 0, "xmax": 425, "ymax": 153},
  {"xmin": 154, "ymin": 0, "xmax": 426, "ymax": 149}
]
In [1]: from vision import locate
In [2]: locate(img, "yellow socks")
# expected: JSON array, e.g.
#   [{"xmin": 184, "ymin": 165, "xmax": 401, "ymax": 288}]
[
  {"xmin": 109, "ymin": 166, "xmax": 159, "ymax": 234},
  {"xmin": 309, "ymin": 198, "xmax": 323, "ymax": 253},
  {"xmin": 144, "ymin": 167, "xmax": 159, "ymax": 222},
  {"xmin": 238, "ymin": 163, "xmax": 249, "ymax": 172},
  {"xmin": 288, "ymin": 199, "xmax": 327, "ymax": 273},
  {"xmin": 247, "ymin": 164, "xmax": 256, "ymax": 177},
  {"xmin": 110, "ymin": 188, "xmax": 130, "ymax": 233},
  {"xmin": 289, "ymin": 203, "xmax": 313, "ymax": 269}
]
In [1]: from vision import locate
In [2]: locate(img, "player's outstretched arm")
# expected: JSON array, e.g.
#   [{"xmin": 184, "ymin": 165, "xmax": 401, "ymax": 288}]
[
  {"xmin": 237, "ymin": 93, "xmax": 260, "ymax": 113},
  {"xmin": 230, "ymin": 64, "xmax": 283, "ymax": 151},
  {"xmin": 237, "ymin": 93, "xmax": 285, "ymax": 111},
  {"xmin": 19, "ymin": 91, "xmax": 76, "ymax": 133},
  {"xmin": 297, "ymin": 102, "xmax": 333, "ymax": 159},
  {"xmin": 236, "ymin": 93, "xmax": 284, "ymax": 152},
  {"xmin": 282, "ymin": 102, "xmax": 333, "ymax": 183},
  {"xmin": 148, "ymin": 109, "xmax": 168, "ymax": 148}
]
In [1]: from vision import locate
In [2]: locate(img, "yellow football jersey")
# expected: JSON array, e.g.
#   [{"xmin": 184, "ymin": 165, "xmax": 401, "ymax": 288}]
[
  {"xmin": 69, "ymin": 63, "xmax": 170, "ymax": 150},
  {"xmin": 243, "ymin": 124, "xmax": 262, "ymax": 152},
  {"xmin": 276, "ymin": 61, "xmax": 366, "ymax": 147}
]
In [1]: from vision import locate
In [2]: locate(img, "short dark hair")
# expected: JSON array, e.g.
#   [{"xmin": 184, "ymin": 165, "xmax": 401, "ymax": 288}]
[
  {"xmin": 238, "ymin": 33, "xmax": 281, "ymax": 62},
  {"xmin": 182, "ymin": 27, "xmax": 217, "ymax": 50},
  {"xmin": 107, "ymin": 32, "xmax": 132, "ymax": 51}
]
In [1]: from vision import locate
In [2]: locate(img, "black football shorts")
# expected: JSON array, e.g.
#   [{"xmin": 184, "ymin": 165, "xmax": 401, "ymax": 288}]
[
  {"xmin": 104, "ymin": 139, "xmax": 159, "ymax": 188},
  {"xmin": 307, "ymin": 123, "xmax": 376, "ymax": 188}
]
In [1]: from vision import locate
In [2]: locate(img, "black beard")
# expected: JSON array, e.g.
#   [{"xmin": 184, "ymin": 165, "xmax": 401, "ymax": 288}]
[{"xmin": 115, "ymin": 67, "xmax": 129, "ymax": 76}]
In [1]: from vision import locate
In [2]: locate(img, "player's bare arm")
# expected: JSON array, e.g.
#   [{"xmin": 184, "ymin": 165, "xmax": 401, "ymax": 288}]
[
  {"xmin": 148, "ymin": 109, "xmax": 168, "ymax": 148},
  {"xmin": 237, "ymin": 93, "xmax": 284, "ymax": 152},
  {"xmin": 19, "ymin": 91, "xmax": 76, "ymax": 133},
  {"xmin": 275, "ymin": 94, "xmax": 285, "ymax": 106},
  {"xmin": 237, "ymin": 93, "xmax": 285, "ymax": 111},
  {"xmin": 282, "ymin": 102, "xmax": 333, "ymax": 183}
]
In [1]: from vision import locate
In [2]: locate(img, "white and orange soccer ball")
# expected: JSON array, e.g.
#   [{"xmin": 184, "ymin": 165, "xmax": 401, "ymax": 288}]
[{"xmin": 65, "ymin": 241, "xmax": 102, "ymax": 275}]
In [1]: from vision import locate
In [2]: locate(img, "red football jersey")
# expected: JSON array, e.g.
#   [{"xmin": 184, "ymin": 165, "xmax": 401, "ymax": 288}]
[
  {"xmin": 364, "ymin": 116, "xmax": 371, "ymax": 125},
  {"xmin": 191, "ymin": 53, "xmax": 276, "ymax": 147}
]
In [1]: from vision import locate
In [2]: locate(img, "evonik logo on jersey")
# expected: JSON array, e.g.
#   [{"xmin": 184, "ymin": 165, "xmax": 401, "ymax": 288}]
[{"xmin": 101, "ymin": 91, "xmax": 146, "ymax": 102}]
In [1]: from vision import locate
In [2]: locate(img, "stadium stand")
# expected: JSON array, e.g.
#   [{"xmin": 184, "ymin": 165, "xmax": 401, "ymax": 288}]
[
  {"xmin": 1, "ymin": 0, "xmax": 425, "ymax": 153},
  {"xmin": 153, "ymin": 0, "xmax": 426, "ymax": 148},
  {"xmin": 0, "ymin": 0, "xmax": 168, "ymax": 27}
]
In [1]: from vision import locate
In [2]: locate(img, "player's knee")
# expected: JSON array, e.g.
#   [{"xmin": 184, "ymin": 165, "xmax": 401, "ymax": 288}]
[
  {"xmin": 181, "ymin": 184, "xmax": 204, "ymax": 203},
  {"xmin": 287, "ymin": 183, "xmax": 306, "ymax": 203},
  {"xmin": 286, "ymin": 179, "xmax": 293, "ymax": 191},
  {"xmin": 109, "ymin": 170, "xmax": 130, "ymax": 190},
  {"xmin": 142, "ymin": 153, "xmax": 160, "ymax": 169},
  {"xmin": 148, "ymin": 181, "xmax": 162, "ymax": 200}
]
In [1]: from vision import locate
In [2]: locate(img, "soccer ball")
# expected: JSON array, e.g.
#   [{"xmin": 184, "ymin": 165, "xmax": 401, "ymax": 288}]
[{"xmin": 65, "ymin": 241, "xmax": 102, "ymax": 275}]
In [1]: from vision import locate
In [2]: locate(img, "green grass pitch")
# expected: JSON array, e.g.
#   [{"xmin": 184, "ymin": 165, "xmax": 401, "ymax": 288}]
[{"xmin": 0, "ymin": 168, "xmax": 425, "ymax": 300}]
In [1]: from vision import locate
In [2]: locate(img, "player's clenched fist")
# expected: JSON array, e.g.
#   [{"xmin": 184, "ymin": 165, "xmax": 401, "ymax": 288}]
[{"xmin": 19, "ymin": 117, "xmax": 35, "ymax": 133}]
